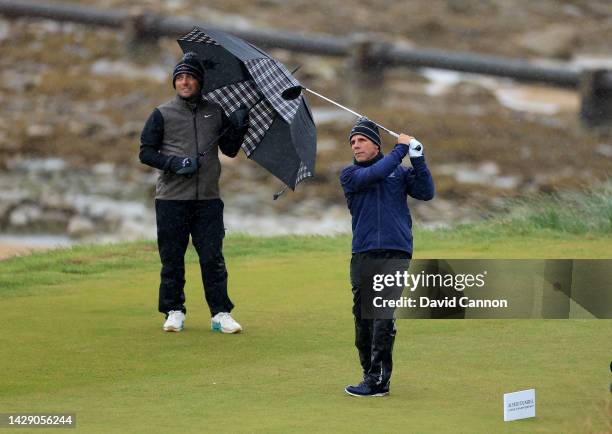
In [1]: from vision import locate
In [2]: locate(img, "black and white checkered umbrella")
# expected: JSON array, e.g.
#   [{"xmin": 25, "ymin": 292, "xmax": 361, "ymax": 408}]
[{"xmin": 177, "ymin": 27, "xmax": 316, "ymax": 191}]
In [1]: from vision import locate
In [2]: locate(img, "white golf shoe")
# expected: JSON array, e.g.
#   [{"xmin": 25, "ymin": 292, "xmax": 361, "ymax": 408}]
[
  {"xmin": 211, "ymin": 312, "xmax": 242, "ymax": 334},
  {"xmin": 163, "ymin": 310, "xmax": 185, "ymax": 332}
]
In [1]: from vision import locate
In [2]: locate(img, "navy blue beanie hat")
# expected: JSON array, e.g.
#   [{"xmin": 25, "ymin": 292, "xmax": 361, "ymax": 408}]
[
  {"xmin": 172, "ymin": 52, "xmax": 204, "ymax": 88},
  {"xmin": 349, "ymin": 118, "xmax": 382, "ymax": 149}
]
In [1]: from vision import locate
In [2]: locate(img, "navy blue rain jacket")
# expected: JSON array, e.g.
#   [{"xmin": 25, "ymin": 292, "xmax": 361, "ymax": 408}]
[{"xmin": 340, "ymin": 144, "xmax": 434, "ymax": 254}]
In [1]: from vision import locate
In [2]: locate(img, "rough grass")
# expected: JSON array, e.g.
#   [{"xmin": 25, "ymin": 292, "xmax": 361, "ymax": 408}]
[
  {"xmin": 2, "ymin": 220, "xmax": 611, "ymax": 296},
  {"xmin": 505, "ymin": 185, "xmax": 612, "ymax": 234}
]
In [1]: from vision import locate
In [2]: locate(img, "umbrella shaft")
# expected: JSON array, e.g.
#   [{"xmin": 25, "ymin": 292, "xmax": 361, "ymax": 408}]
[
  {"xmin": 302, "ymin": 87, "xmax": 400, "ymax": 139},
  {"xmin": 198, "ymin": 95, "xmax": 266, "ymax": 158}
]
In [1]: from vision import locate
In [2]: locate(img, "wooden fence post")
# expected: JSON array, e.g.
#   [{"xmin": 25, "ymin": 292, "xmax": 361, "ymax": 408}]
[
  {"xmin": 580, "ymin": 69, "xmax": 612, "ymax": 129},
  {"xmin": 343, "ymin": 33, "xmax": 390, "ymax": 108},
  {"xmin": 124, "ymin": 9, "xmax": 160, "ymax": 63}
]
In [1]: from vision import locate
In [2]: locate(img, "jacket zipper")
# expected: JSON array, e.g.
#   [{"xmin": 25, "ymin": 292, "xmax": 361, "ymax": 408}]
[{"xmin": 192, "ymin": 107, "xmax": 199, "ymax": 200}]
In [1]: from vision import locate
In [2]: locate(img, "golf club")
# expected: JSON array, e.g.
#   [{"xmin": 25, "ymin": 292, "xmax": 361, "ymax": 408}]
[{"xmin": 281, "ymin": 85, "xmax": 401, "ymax": 139}]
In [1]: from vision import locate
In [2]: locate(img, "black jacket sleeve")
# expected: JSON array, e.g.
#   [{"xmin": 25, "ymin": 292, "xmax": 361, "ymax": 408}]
[
  {"xmin": 139, "ymin": 108, "xmax": 173, "ymax": 171},
  {"xmin": 218, "ymin": 111, "xmax": 247, "ymax": 158}
]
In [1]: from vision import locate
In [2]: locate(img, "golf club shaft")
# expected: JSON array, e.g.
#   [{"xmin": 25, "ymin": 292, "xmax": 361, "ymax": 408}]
[{"xmin": 302, "ymin": 87, "xmax": 400, "ymax": 139}]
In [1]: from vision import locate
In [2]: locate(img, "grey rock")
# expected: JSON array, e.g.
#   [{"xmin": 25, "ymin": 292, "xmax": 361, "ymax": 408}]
[
  {"xmin": 9, "ymin": 204, "xmax": 42, "ymax": 227},
  {"xmin": 39, "ymin": 193, "xmax": 71, "ymax": 210},
  {"xmin": 118, "ymin": 219, "xmax": 156, "ymax": 241},
  {"xmin": 436, "ymin": 161, "xmax": 521, "ymax": 190},
  {"xmin": 492, "ymin": 175, "xmax": 521, "ymax": 190},
  {"xmin": 312, "ymin": 108, "xmax": 355, "ymax": 125},
  {"xmin": 0, "ymin": 131, "xmax": 9, "ymax": 149},
  {"xmin": 317, "ymin": 139, "xmax": 338, "ymax": 152},
  {"xmin": 7, "ymin": 157, "xmax": 67, "ymax": 173},
  {"xmin": 37, "ymin": 209, "xmax": 70, "ymax": 232},
  {"xmin": 26, "ymin": 124, "xmax": 55, "ymax": 139},
  {"xmin": 118, "ymin": 121, "xmax": 143, "ymax": 138},
  {"xmin": 67, "ymin": 216, "xmax": 96, "ymax": 238},
  {"xmin": 562, "ymin": 5, "xmax": 583, "ymax": 17},
  {"xmin": 596, "ymin": 143, "xmax": 612, "ymax": 158},
  {"xmin": 0, "ymin": 18, "xmax": 9, "ymax": 42},
  {"xmin": 90, "ymin": 59, "xmax": 167, "ymax": 83},
  {"xmin": 1, "ymin": 71, "xmax": 29, "ymax": 93},
  {"xmin": 518, "ymin": 24, "xmax": 578, "ymax": 58},
  {"xmin": 92, "ymin": 163, "xmax": 116, "ymax": 176},
  {"xmin": 66, "ymin": 120, "xmax": 89, "ymax": 136},
  {"xmin": 71, "ymin": 112, "xmax": 116, "ymax": 138}
]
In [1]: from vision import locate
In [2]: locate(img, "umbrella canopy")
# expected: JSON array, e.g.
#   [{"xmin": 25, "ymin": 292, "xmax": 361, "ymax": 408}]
[{"xmin": 177, "ymin": 27, "xmax": 316, "ymax": 190}]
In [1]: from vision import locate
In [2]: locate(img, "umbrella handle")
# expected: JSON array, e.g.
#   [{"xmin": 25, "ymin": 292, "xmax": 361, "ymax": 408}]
[{"xmin": 273, "ymin": 184, "xmax": 288, "ymax": 200}]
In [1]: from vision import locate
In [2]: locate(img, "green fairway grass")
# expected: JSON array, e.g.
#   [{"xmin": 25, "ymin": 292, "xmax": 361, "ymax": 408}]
[{"xmin": 1, "ymin": 231, "xmax": 611, "ymax": 433}]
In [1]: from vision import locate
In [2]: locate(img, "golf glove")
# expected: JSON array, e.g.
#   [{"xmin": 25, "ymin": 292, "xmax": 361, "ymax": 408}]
[
  {"xmin": 229, "ymin": 105, "xmax": 249, "ymax": 129},
  {"xmin": 408, "ymin": 138, "xmax": 424, "ymax": 158},
  {"xmin": 169, "ymin": 156, "xmax": 199, "ymax": 176}
]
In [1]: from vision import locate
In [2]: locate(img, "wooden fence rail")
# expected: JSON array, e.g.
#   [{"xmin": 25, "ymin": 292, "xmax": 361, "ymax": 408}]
[{"xmin": 1, "ymin": 0, "xmax": 611, "ymax": 127}]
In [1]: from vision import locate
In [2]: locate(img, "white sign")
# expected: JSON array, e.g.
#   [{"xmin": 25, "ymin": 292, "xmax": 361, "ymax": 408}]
[{"xmin": 503, "ymin": 389, "xmax": 536, "ymax": 421}]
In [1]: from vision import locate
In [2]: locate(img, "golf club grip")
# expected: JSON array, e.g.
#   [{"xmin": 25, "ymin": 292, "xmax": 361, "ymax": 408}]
[
  {"xmin": 371, "ymin": 122, "xmax": 400, "ymax": 138},
  {"xmin": 382, "ymin": 128, "xmax": 400, "ymax": 139}
]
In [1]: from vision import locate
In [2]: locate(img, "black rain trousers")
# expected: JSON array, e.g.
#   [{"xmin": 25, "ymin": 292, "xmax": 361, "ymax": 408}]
[
  {"xmin": 156, "ymin": 199, "xmax": 234, "ymax": 316},
  {"xmin": 350, "ymin": 250, "xmax": 411, "ymax": 387}
]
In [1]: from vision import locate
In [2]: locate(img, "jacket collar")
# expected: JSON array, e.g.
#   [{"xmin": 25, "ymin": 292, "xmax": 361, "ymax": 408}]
[
  {"xmin": 354, "ymin": 152, "xmax": 383, "ymax": 167},
  {"xmin": 174, "ymin": 94, "xmax": 208, "ymax": 110}
]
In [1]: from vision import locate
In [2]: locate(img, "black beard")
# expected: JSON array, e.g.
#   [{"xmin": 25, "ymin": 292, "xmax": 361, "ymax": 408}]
[{"xmin": 179, "ymin": 92, "xmax": 201, "ymax": 103}]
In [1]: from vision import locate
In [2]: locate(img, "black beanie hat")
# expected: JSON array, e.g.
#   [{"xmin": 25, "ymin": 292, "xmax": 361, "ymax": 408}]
[
  {"xmin": 349, "ymin": 118, "xmax": 382, "ymax": 149},
  {"xmin": 172, "ymin": 52, "xmax": 204, "ymax": 89}
]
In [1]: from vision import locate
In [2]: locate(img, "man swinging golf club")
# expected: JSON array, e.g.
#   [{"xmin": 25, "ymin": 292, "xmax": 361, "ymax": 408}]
[
  {"xmin": 341, "ymin": 117, "xmax": 434, "ymax": 397},
  {"xmin": 139, "ymin": 52, "xmax": 248, "ymax": 334}
]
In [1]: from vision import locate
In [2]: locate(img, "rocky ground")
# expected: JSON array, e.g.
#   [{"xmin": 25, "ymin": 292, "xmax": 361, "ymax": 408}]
[{"xmin": 0, "ymin": 0, "xmax": 611, "ymax": 254}]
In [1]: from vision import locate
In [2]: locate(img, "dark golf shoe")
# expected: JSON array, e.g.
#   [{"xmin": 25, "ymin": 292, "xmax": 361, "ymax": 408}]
[{"xmin": 344, "ymin": 381, "xmax": 390, "ymax": 397}]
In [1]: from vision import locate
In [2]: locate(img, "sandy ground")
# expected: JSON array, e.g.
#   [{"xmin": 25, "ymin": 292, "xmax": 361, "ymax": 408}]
[{"xmin": 0, "ymin": 243, "xmax": 50, "ymax": 261}]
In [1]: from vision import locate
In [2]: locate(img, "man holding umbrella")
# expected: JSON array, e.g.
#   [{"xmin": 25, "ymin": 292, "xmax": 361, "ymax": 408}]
[
  {"xmin": 139, "ymin": 52, "xmax": 249, "ymax": 333},
  {"xmin": 341, "ymin": 118, "xmax": 434, "ymax": 396}
]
